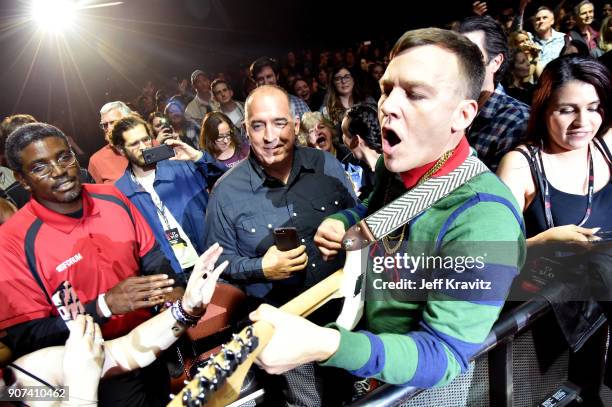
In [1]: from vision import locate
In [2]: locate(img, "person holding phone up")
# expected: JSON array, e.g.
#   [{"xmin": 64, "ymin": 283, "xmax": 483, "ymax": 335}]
[{"xmin": 112, "ymin": 115, "xmax": 225, "ymax": 277}]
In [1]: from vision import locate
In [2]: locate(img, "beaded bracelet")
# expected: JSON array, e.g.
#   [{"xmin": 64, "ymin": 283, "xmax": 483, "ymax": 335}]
[{"xmin": 170, "ymin": 299, "xmax": 202, "ymax": 326}]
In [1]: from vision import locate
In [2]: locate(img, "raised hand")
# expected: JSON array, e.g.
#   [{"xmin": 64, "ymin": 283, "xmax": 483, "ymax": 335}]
[
  {"xmin": 164, "ymin": 138, "xmax": 203, "ymax": 162},
  {"xmin": 472, "ymin": 1, "xmax": 488, "ymax": 15},
  {"xmin": 182, "ymin": 242, "xmax": 229, "ymax": 316},
  {"xmin": 105, "ymin": 274, "xmax": 175, "ymax": 314},
  {"xmin": 62, "ymin": 315, "xmax": 104, "ymax": 402}
]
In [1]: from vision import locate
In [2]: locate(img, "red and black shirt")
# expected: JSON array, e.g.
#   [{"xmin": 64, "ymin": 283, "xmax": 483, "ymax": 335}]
[{"xmin": 0, "ymin": 184, "xmax": 170, "ymax": 352}]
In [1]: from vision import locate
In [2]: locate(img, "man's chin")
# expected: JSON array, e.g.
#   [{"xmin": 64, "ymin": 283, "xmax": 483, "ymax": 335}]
[{"xmin": 56, "ymin": 185, "xmax": 83, "ymax": 203}]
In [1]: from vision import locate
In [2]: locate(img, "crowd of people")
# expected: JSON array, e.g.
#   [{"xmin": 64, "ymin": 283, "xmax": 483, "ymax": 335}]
[{"xmin": 0, "ymin": 1, "xmax": 612, "ymax": 406}]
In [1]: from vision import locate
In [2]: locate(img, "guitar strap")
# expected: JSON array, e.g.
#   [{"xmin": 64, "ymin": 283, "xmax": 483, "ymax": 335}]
[{"xmin": 337, "ymin": 156, "xmax": 490, "ymax": 329}]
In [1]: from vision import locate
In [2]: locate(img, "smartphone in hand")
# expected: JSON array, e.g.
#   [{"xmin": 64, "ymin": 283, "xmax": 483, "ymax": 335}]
[
  {"xmin": 143, "ymin": 144, "xmax": 175, "ymax": 165},
  {"xmin": 274, "ymin": 227, "xmax": 299, "ymax": 251}
]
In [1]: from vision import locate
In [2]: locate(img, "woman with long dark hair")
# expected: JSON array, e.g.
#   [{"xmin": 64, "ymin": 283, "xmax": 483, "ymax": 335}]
[
  {"xmin": 497, "ymin": 55, "xmax": 612, "ymax": 244},
  {"xmin": 199, "ymin": 112, "xmax": 248, "ymax": 169},
  {"xmin": 321, "ymin": 65, "xmax": 373, "ymax": 127}
]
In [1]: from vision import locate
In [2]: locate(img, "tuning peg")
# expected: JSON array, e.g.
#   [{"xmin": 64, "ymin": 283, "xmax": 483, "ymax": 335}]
[
  {"xmin": 181, "ymin": 389, "xmax": 192, "ymax": 405},
  {"xmin": 235, "ymin": 349, "xmax": 246, "ymax": 363},
  {"xmin": 246, "ymin": 325, "xmax": 253, "ymax": 337},
  {"xmin": 247, "ymin": 336, "xmax": 260, "ymax": 352},
  {"xmin": 186, "ymin": 399, "xmax": 201, "ymax": 407},
  {"xmin": 169, "ymin": 393, "xmax": 175, "ymax": 400},
  {"xmin": 198, "ymin": 375, "xmax": 210, "ymax": 390},
  {"xmin": 223, "ymin": 347, "xmax": 235, "ymax": 360}
]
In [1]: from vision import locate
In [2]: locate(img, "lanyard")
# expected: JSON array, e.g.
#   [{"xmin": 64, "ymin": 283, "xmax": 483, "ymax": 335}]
[
  {"xmin": 129, "ymin": 169, "xmax": 172, "ymax": 229},
  {"xmin": 537, "ymin": 144, "xmax": 594, "ymax": 229}
]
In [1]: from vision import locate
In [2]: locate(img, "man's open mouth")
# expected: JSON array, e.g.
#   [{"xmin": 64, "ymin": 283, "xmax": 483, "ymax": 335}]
[{"xmin": 384, "ymin": 129, "xmax": 401, "ymax": 147}]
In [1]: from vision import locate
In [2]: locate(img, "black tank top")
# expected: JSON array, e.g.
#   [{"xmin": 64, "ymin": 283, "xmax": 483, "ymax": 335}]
[{"xmin": 521, "ymin": 141, "xmax": 612, "ymax": 238}]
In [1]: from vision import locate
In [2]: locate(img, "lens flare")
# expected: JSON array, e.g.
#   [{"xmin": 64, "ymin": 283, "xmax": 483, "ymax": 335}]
[{"xmin": 30, "ymin": 0, "xmax": 77, "ymax": 33}]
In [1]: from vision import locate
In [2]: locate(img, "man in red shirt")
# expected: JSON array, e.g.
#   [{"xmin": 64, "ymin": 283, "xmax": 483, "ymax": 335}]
[{"xmin": 1, "ymin": 122, "xmax": 178, "ymax": 406}]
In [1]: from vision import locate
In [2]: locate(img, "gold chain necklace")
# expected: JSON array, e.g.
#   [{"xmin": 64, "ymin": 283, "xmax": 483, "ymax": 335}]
[{"xmin": 381, "ymin": 150, "xmax": 455, "ymax": 254}]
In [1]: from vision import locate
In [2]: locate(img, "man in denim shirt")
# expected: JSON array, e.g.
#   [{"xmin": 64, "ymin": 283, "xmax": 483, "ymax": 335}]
[
  {"xmin": 205, "ymin": 85, "xmax": 356, "ymax": 405},
  {"xmin": 205, "ymin": 85, "xmax": 357, "ymax": 304}
]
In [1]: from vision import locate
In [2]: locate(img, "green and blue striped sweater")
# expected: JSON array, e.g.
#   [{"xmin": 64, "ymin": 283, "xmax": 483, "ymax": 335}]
[{"xmin": 321, "ymin": 155, "xmax": 526, "ymax": 388}]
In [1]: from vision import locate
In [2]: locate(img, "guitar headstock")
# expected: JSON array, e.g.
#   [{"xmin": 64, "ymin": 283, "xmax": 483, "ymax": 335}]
[{"xmin": 168, "ymin": 322, "xmax": 273, "ymax": 407}]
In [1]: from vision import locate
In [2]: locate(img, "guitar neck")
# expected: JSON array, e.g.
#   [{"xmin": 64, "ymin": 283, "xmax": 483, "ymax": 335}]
[
  {"xmin": 168, "ymin": 269, "xmax": 346, "ymax": 407},
  {"xmin": 279, "ymin": 269, "xmax": 344, "ymax": 316}
]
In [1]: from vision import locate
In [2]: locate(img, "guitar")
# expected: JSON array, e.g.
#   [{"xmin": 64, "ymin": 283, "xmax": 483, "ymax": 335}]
[
  {"xmin": 170, "ymin": 156, "xmax": 491, "ymax": 406},
  {"xmin": 167, "ymin": 266, "xmax": 352, "ymax": 407}
]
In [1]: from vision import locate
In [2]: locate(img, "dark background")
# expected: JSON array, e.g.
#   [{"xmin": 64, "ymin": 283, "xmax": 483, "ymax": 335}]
[{"xmin": 0, "ymin": 0, "xmax": 570, "ymax": 155}]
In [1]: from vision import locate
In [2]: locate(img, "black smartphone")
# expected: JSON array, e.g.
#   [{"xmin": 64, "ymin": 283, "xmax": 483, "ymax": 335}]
[
  {"xmin": 274, "ymin": 227, "xmax": 299, "ymax": 251},
  {"xmin": 158, "ymin": 117, "xmax": 173, "ymax": 132},
  {"xmin": 143, "ymin": 144, "xmax": 175, "ymax": 165}
]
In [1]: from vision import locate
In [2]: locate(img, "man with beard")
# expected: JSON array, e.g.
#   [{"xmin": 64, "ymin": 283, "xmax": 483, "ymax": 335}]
[
  {"xmin": 458, "ymin": 16, "xmax": 530, "ymax": 171},
  {"xmin": 250, "ymin": 28, "xmax": 524, "ymax": 394},
  {"xmin": 112, "ymin": 115, "xmax": 224, "ymax": 275},
  {"xmin": 0, "ymin": 123, "xmax": 179, "ymax": 406}
]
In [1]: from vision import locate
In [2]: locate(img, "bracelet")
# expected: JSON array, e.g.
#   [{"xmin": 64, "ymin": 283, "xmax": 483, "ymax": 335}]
[
  {"xmin": 97, "ymin": 293, "xmax": 112, "ymax": 318},
  {"xmin": 170, "ymin": 300, "xmax": 201, "ymax": 326}
]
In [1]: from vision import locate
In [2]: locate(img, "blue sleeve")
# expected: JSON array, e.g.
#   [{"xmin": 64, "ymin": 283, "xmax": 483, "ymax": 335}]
[
  {"xmin": 323, "ymin": 154, "xmax": 358, "ymax": 208},
  {"xmin": 193, "ymin": 152, "xmax": 226, "ymax": 188}
]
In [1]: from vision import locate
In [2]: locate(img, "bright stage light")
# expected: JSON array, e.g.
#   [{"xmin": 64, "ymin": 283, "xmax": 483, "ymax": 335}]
[{"xmin": 30, "ymin": 0, "xmax": 77, "ymax": 33}]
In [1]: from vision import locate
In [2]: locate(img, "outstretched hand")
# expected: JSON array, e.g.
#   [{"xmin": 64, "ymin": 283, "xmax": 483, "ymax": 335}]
[
  {"xmin": 63, "ymin": 315, "xmax": 104, "ymax": 400},
  {"xmin": 165, "ymin": 138, "xmax": 203, "ymax": 162},
  {"xmin": 472, "ymin": 1, "xmax": 488, "ymax": 15},
  {"xmin": 182, "ymin": 242, "xmax": 229, "ymax": 316}
]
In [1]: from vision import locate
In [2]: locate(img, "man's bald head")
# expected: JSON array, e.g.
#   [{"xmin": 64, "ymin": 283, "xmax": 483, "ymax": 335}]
[{"xmin": 245, "ymin": 85, "xmax": 294, "ymax": 122}]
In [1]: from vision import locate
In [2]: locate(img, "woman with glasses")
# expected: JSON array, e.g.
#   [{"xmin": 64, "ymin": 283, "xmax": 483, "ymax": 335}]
[
  {"xmin": 200, "ymin": 112, "xmax": 249, "ymax": 169},
  {"xmin": 321, "ymin": 65, "xmax": 374, "ymax": 127}
]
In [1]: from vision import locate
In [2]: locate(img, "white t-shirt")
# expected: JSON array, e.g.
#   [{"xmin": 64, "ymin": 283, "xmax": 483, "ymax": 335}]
[
  {"xmin": 136, "ymin": 170, "xmax": 199, "ymax": 269},
  {"xmin": 222, "ymin": 102, "xmax": 245, "ymax": 128}
]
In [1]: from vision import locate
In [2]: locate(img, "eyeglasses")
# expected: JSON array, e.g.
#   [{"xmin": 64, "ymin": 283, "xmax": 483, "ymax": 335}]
[
  {"xmin": 334, "ymin": 74, "xmax": 353, "ymax": 84},
  {"xmin": 215, "ymin": 134, "xmax": 232, "ymax": 143},
  {"xmin": 29, "ymin": 151, "xmax": 77, "ymax": 179},
  {"xmin": 99, "ymin": 120, "xmax": 117, "ymax": 131}
]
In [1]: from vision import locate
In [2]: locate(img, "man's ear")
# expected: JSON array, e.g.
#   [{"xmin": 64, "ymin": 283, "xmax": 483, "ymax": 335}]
[
  {"xmin": 114, "ymin": 144, "xmax": 127, "ymax": 157},
  {"xmin": 489, "ymin": 53, "xmax": 504, "ymax": 74},
  {"xmin": 451, "ymin": 99, "xmax": 479, "ymax": 133},
  {"xmin": 13, "ymin": 171, "xmax": 31, "ymax": 192},
  {"xmin": 293, "ymin": 117, "xmax": 300, "ymax": 135},
  {"xmin": 347, "ymin": 134, "xmax": 360, "ymax": 150}
]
